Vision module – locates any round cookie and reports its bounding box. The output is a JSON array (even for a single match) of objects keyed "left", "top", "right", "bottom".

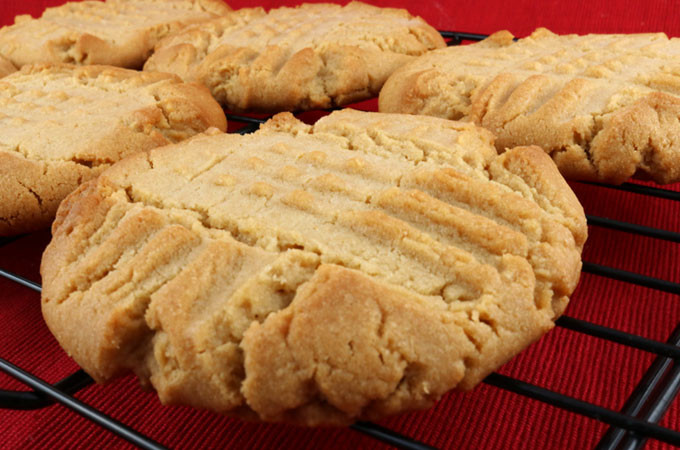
[
  {"left": 0, "top": 63, "right": 226, "bottom": 235},
  {"left": 144, "top": 2, "right": 445, "bottom": 112},
  {"left": 0, "top": 0, "right": 231, "bottom": 70},
  {"left": 41, "top": 109, "right": 586, "bottom": 425},
  {"left": 380, "top": 28, "right": 680, "bottom": 184}
]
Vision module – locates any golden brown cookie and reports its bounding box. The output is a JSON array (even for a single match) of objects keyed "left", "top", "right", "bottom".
[
  {"left": 41, "top": 109, "right": 586, "bottom": 425},
  {"left": 144, "top": 2, "right": 445, "bottom": 112},
  {"left": 0, "top": 63, "right": 226, "bottom": 235},
  {"left": 380, "top": 28, "right": 680, "bottom": 184},
  {"left": 0, "top": 0, "right": 231, "bottom": 69}
]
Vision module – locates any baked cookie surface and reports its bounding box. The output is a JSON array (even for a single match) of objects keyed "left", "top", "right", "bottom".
[
  {"left": 0, "top": 63, "right": 226, "bottom": 235},
  {"left": 41, "top": 109, "right": 586, "bottom": 425},
  {"left": 0, "top": 0, "right": 231, "bottom": 69},
  {"left": 380, "top": 28, "right": 680, "bottom": 184},
  {"left": 144, "top": 2, "right": 445, "bottom": 112}
]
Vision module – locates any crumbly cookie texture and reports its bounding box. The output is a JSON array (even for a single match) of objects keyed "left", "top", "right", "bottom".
[
  {"left": 42, "top": 109, "right": 586, "bottom": 425},
  {"left": 144, "top": 2, "right": 445, "bottom": 112},
  {"left": 380, "top": 28, "right": 680, "bottom": 184},
  {"left": 0, "top": 0, "right": 231, "bottom": 69},
  {"left": 0, "top": 63, "right": 226, "bottom": 235},
  {"left": 0, "top": 55, "right": 16, "bottom": 78}
]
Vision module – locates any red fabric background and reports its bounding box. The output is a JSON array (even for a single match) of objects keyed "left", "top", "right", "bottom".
[{"left": 1, "top": 1, "right": 680, "bottom": 449}]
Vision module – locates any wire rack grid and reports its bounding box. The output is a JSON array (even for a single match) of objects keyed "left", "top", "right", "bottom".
[{"left": 1, "top": 31, "right": 680, "bottom": 449}]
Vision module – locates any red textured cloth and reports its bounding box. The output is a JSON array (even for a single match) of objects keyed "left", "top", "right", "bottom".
[{"left": 1, "top": 1, "right": 680, "bottom": 449}]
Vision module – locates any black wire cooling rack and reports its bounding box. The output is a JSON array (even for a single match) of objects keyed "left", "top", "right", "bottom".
[{"left": 1, "top": 31, "right": 680, "bottom": 450}]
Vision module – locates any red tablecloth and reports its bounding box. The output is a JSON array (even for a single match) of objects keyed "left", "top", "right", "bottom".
[{"left": 1, "top": 1, "right": 679, "bottom": 449}]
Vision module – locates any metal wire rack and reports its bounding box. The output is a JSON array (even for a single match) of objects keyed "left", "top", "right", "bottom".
[{"left": 1, "top": 31, "right": 680, "bottom": 450}]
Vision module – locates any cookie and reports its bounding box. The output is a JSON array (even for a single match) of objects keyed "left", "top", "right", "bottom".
[
  {"left": 0, "top": 63, "right": 226, "bottom": 236},
  {"left": 380, "top": 28, "right": 680, "bottom": 184},
  {"left": 144, "top": 2, "right": 445, "bottom": 112},
  {"left": 0, "top": 0, "right": 231, "bottom": 70},
  {"left": 0, "top": 55, "right": 16, "bottom": 78},
  {"left": 41, "top": 109, "right": 586, "bottom": 425}
]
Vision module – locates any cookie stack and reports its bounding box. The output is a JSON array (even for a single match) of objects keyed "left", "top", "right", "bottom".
[{"left": 0, "top": 0, "right": 634, "bottom": 426}]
